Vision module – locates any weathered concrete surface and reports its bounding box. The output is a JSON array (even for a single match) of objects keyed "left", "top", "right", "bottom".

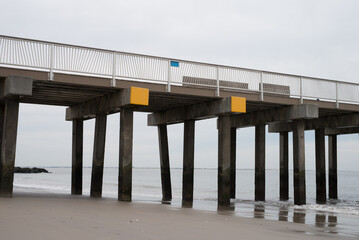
[
  {"left": 315, "top": 128, "right": 326, "bottom": 204},
  {"left": 66, "top": 87, "right": 148, "bottom": 120},
  {"left": 118, "top": 108, "right": 134, "bottom": 202},
  {"left": 292, "top": 120, "right": 306, "bottom": 205},
  {"left": 230, "top": 128, "right": 236, "bottom": 199},
  {"left": 269, "top": 113, "right": 359, "bottom": 132},
  {"left": 325, "top": 127, "right": 359, "bottom": 135},
  {"left": 231, "top": 104, "right": 318, "bottom": 128},
  {"left": 255, "top": 124, "right": 265, "bottom": 201},
  {"left": 71, "top": 119, "right": 83, "bottom": 195},
  {"left": 218, "top": 115, "right": 231, "bottom": 207},
  {"left": 328, "top": 135, "right": 338, "bottom": 199},
  {"left": 148, "top": 97, "right": 245, "bottom": 126},
  {"left": 279, "top": 132, "right": 289, "bottom": 201},
  {"left": 157, "top": 124, "right": 172, "bottom": 202},
  {"left": 0, "top": 99, "right": 20, "bottom": 197},
  {"left": 90, "top": 114, "right": 107, "bottom": 198},
  {"left": 182, "top": 120, "right": 195, "bottom": 206},
  {"left": 0, "top": 75, "right": 33, "bottom": 98}
]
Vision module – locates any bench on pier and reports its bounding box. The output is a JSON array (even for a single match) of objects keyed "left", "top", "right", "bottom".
[
  {"left": 260, "top": 83, "right": 290, "bottom": 95},
  {"left": 183, "top": 76, "right": 248, "bottom": 90}
]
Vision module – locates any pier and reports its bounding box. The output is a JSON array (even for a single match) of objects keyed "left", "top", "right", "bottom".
[{"left": 0, "top": 35, "right": 359, "bottom": 207}]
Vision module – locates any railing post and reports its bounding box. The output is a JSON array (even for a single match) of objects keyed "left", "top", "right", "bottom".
[
  {"left": 112, "top": 52, "right": 117, "bottom": 87},
  {"left": 216, "top": 66, "right": 220, "bottom": 97},
  {"left": 49, "top": 44, "right": 54, "bottom": 81},
  {"left": 260, "top": 72, "right": 264, "bottom": 101},
  {"left": 300, "top": 77, "right": 303, "bottom": 104},
  {"left": 167, "top": 60, "right": 171, "bottom": 92},
  {"left": 335, "top": 82, "right": 339, "bottom": 108}
]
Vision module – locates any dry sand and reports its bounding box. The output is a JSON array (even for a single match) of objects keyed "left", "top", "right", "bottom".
[{"left": 0, "top": 193, "right": 351, "bottom": 240}]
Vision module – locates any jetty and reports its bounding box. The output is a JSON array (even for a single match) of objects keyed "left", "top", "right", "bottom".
[{"left": 0, "top": 35, "right": 358, "bottom": 206}]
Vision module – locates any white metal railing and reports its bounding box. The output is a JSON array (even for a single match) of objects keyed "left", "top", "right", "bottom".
[{"left": 1, "top": 35, "right": 358, "bottom": 107}]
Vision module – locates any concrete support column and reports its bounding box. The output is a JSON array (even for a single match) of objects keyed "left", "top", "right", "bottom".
[
  {"left": 90, "top": 114, "right": 107, "bottom": 198},
  {"left": 158, "top": 124, "right": 172, "bottom": 202},
  {"left": 71, "top": 119, "right": 83, "bottom": 195},
  {"left": 230, "top": 128, "right": 237, "bottom": 199},
  {"left": 118, "top": 108, "right": 134, "bottom": 201},
  {"left": 279, "top": 131, "right": 289, "bottom": 201},
  {"left": 255, "top": 123, "right": 266, "bottom": 201},
  {"left": 328, "top": 135, "right": 338, "bottom": 199},
  {"left": 218, "top": 115, "right": 231, "bottom": 207},
  {"left": 292, "top": 120, "right": 306, "bottom": 205},
  {"left": 315, "top": 128, "right": 326, "bottom": 203},
  {"left": 0, "top": 99, "right": 20, "bottom": 197},
  {"left": 182, "top": 120, "right": 195, "bottom": 206}
]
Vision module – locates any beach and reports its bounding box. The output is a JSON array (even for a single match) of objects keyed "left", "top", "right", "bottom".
[{"left": 0, "top": 192, "right": 354, "bottom": 240}]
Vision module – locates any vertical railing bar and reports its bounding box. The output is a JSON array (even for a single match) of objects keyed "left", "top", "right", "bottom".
[
  {"left": 336, "top": 82, "right": 339, "bottom": 108},
  {"left": 49, "top": 44, "right": 54, "bottom": 80},
  {"left": 260, "top": 71, "right": 264, "bottom": 101},
  {"left": 112, "top": 52, "right": 116, "bottom": 87},
  {"left": 300, "top": 77, "right": 303, "bottom": 104},
  {"left": 167, "top": 60, "right": 171, "bottom": 92},
  {"left": 216, "top": 66, "right": 220, "bottom": 97}
]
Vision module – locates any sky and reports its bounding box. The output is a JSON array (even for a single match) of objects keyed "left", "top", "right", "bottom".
[{"left": 1, "top": 0, "right": 359, "bottom": 170}]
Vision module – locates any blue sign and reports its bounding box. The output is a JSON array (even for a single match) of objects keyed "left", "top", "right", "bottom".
[{"left": 170, "top": 61, "right": 179, "bottom": 67}]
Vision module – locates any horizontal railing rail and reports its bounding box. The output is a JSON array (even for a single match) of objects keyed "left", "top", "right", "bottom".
[{"left": 0, "top": 35, "right": 358, "bottom": 107}]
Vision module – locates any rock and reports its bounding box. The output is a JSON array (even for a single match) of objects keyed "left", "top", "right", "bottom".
[{"left": 14, "top": 167, "right": 49, "bottom": 173}]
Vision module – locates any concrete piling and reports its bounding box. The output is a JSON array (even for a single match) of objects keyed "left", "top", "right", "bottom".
[
  {"left": 218, "top": 115, "right": 231, "bottom": 207},
  {"left": 158, "top": 124, "right": 172, "bottom": 202},
  {"left": 279, "top": 131, "right": 289, "bottom": 201},
  {"left": 292, "top": 120, "right": 306, "bottom": 205},
  {"left": 90, "top": 114, "right": 107, "bottom": 198},
  {"left": 118, "top": 108, "right": 134, "bottom": 201},
  {"left": 230, "top": 128, "right": 237, "bottom": 199},
  {"left": 71, "top": 119, "right": 83, "bottom": 195},
  {"left": 255, "top": 123, "right": 266, "bottom": 201},
  {"left": 0, "top": 100, "right": 20, "bottom": 197},
  {"left": 328, "top": 135, "right": 338, "bottom": 199},
  {"left": 182, "top": 120, "right": 195, "bottom": 206},
  {"left": 315, "top": 128, "right": 326, "bottom": 203}
]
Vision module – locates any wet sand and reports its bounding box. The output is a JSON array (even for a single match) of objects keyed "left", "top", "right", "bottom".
[{"left": 0, "top": 193, "right": 354, "bottom": 240}]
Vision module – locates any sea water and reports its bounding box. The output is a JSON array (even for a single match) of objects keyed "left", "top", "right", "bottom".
[{"left": 13, "top": 168, "right": 359, "bottom": 237}]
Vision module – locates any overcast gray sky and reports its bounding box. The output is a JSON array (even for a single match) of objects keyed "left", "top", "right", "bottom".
[{"left": 1, "top": 0, "right": 359, "bottom": 170}]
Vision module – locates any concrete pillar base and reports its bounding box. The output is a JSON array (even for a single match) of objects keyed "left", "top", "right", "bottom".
[
  {"left": 158, "top": 124, "right": 172, "bottom": 202},
  {"left": 182, "top": 120, "right": 195, "bottom": 206},
  {"left": 71, "top": 119, "right": 83, "bottom": 195}
]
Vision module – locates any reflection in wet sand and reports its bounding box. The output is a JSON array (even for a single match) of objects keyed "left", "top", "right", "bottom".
[
  {"left": 293, "top": 210, "right": 306, "bottom": 224},
  {"left": 253, "top": 204, "right": 265, "bottom": 218},
  {"left": 278, "top": 206, "right": 288, "bottom": 222},
  {"left": 315, "top": 214, "right": 326, "bottom": 227}
]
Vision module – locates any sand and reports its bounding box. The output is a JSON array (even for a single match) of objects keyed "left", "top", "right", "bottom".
[{"left": 0, "top": 193, "right": 351, "bottom": 240}]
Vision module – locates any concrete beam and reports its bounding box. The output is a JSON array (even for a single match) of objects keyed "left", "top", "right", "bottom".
[
  {"left": 71, "top": 119, "right": 83, "bottom": 195},
  {"left": 231, "top": 104, "right": 318, "bottom": 128},
  {"left": 66, "top": 87, "right": 149, "bottom": 120},
  {"left": 0, "top": 75, "right": 33, "bottom": 98},
  {"left": 325, "top": 127, "right": 359, "bottom": 135},
  {"left": 268, "top": 113, "right": 359, "bottom": 132},
  {"left": 148, "top": 96, "right": 246, "bottom": 126}
]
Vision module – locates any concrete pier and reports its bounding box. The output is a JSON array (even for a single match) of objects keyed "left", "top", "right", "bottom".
[
  {"left": 118, "top": 108, "right": 134, "bottom": 201},
  {"left": 0, "top": 99, "right": 20, "bottom": 197},
  {"left": 230, "top": 128, "right": 237, "bottom": 199},
  {"left": 328, "top": 135, "right": 338, "bottom": 199},
  {"left": 279, "top": 131, "right": 289, "bottom": 201},
  {"left": 255, "top": 123, "right": 266, "bottom": 201},
  {"left": 158, "top": 124, "right": 172, "bottom": 202},
  {"left": 182, "top": 120, "right": 195, "bottom": 206},
  {"left": 218, "top": 115, "right": 231, "bottom": 207},
  {"left": 292, "top": 120, "right": 306, "bottom": 205},
  {"left": 315, "top": 128, "right": 326, "bottom": 203},
  {"left": 71, "top": 119, "right": 83, "bottom": 195},
  {"left": 90, "top": 114, "right": 107, "bottom": 198}
]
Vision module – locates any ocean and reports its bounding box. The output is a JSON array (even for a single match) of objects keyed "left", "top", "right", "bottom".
[{"left": 14, "top": 168, "right": 359, "bottom": 237}]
